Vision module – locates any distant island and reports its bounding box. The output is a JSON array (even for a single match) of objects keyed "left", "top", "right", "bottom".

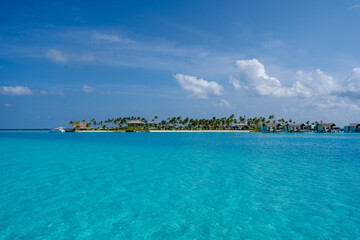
[{"left": 67, "top": 115, "right": 360, "bottom": 133}]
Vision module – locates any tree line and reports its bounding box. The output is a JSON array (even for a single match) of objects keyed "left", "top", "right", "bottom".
[{"left": 69, "top": 115, "right": 324, "bottom": 130}]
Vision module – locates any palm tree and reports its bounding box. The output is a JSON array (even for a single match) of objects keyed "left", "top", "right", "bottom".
[
  {"left": 90, "top": 118, "right": 95, "bottom": 129},
  {"left": 177, "top": 116, "right": 182, "bottom": 126},
  {"left": 183, "top": 117, "right": 189, "bottom": 127},
  {"left": 170, "top": 117, "right": 177, "bottom": 128},
  {"left": 161, "top": 119, "right": 169, "bottom": 129},
  {"left": 74, "top": 121, "right": 80, "bottom": 129},
  {"left": 228, "top": 114, "right": 235, "bottom": 128},
  {"left": 98, "top": 121, "right": 103, "bottom": 129},
  {"left": 69, "top": 121, "right": 74, "bottom": 128},
  {"left": 66, "top": 114, "right": 313, "bottom": 132},
  {"left": 247, "top": 117, "right": 252, "bottom": 125},
  {"left": 122, "top": 118, "right": 127, "bottom": 125},
  {"left": 239, "top": 116, "right": 245, "bottom": 124}
]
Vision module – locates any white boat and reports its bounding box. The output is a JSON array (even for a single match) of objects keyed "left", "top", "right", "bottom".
[{"left": 50, "top": 127, "right": 66, "bottom": 133}]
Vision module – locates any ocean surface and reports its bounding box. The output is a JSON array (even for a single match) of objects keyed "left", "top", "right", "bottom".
[{"left": 0, "top": 132, "right": 359, "bottom": 239}]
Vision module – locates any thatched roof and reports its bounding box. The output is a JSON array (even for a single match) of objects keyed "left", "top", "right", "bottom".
[
  {"left": 349, "top": 123, "right": 360, "bottom": 127},
  {"left": 146, "top": 121, "right": 157, "bottom": 124},
  {"left": 127, "top": 120, "right": 145, "bottom": 125},
  {"left": 73, "top": 122, "right": 88, "bottom": 129}
]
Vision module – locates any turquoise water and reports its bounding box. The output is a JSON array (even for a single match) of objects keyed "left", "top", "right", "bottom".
[{"left": 0, "top": 132, "right": 360, "bottom": 239}]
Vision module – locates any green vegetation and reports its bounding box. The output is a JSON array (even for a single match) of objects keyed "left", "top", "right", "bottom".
[{"left": 69, "top": 115, "right": 319, "bottom": 131}]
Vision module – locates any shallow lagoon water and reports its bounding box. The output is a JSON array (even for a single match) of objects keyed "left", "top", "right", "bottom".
[{"left": 0, "top": 132, "right": 359, "bottom": 239}]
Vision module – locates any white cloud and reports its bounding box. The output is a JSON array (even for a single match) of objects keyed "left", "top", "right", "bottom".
[
  {"left": 293, "top": 69, "right": 340, "bottom": 98},
  {"left": 313, "top": 96, "right": 360, "bottom": 111},
  {"left": 46, "top": 49, "right": 67, "bottom": 63},
  {"left": 11, "top": 29, "right": 236, "bottom": 75},
  {"left": 229, "top": 76, "right": 241, "bottom": 90},
  {"left": 0, "top": 86, "right": 64, "bottom": 96},
  {"left": 231, "top": 59, "right": 360, "bottom": 111},
  {"left": 217, "top": 99, "right": 231, "bottom": 108},
  {"left": 0, "top": 86, "right": 33, "bottom": 95},
  {"left": 46, "top": 49, "right": 95, "bottom": 63},
  {"left": 0, "top": 85, "right": 65, "bottom": 96},
  {"left": 174, "top": 74, "right": 223, "bottom": 99},
  {"left": 4, "top": 103, "right": 13, "bottom": 107},
  {"left": 232, "top": 59, "right": 341, "bottom": 98},
  {"left": 82, "top": 85, "right": 96, "bottom": 93},
  {"left": 339, "top": 67, "right": 360, "bottom": 100},
  {"left": 350, "top": 5, "right": 360, "bottom": 9},
  {"left": 233, "top": 59, "right": 293, "bottom": 97},
  {"left": 94, "top": 33, "right": 132, "bottom": 43}
]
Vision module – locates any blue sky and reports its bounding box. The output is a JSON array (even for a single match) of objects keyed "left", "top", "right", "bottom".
[{"left": 1, "top": 0, "right": 360, "bottom": 128}]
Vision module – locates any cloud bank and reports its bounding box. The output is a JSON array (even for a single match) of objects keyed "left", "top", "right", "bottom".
[
  {"left": 174, "top": 74, "right": 223, "bottom": 99},
  {"left": 215, "top": 99, "right": 231, "bottom": 108},
  {"left": 350, "top": 5, "right": 360, "bottom": 9},
  {"left": 0, "top": 86, "right": 64, "bottom": 96},
  {"left": 46, "top": 49, "right": 68, "bottom": 63},
  {"left": 46, "top": 49, "right": 95, "bottom": 63},
  {"left": 230, "top": 59, "right": 360, "bottom": 111},
  {"left": 0, "top": 86, "right": 33, "bottom": 95},
  {"left": 94, "top": 33, "right": 132, "bottom": 43},
  {"left": 82, "top": 85, "right": 96, "bottom": 93},
  {"left": 231, "top": 59, "right": 293, "bottom": 97}
]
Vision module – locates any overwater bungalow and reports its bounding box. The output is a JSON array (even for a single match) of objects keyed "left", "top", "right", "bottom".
[
  {"left": 314, "top": 123, "right": 336, "bottom": 132},
  {"left": 284, "top": 123, "right": 306, "bottom": 132},
  {"left": 344, "top": 123, "right": 360, "bottom": 132},
  {"left": 261, "top": 123, "right": 282, "bottom": 132},
  {"left": 127, "top": 120, "right": 146, "bottom": 127},
  {"left": 72, "top": 122, "right": 88, "bottom": 130}
]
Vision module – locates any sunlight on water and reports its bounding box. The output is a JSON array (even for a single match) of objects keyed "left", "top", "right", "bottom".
[{"left": 0, "top": 132, "right": 359, "bottom": 239}]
